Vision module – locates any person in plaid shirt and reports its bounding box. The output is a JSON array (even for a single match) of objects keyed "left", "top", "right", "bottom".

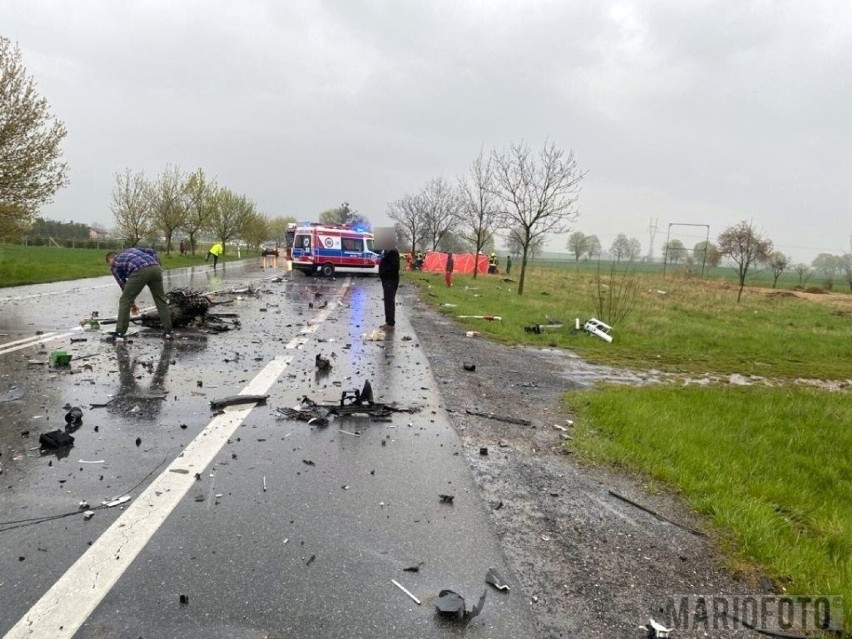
[{"left": 105, "top": 248, "right": 174, "bottom": 341}]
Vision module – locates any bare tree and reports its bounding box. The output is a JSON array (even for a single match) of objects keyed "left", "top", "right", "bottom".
[
  {"left": 506, "top": 226, "right": 545, "bottom": 261},
  {"left": 421, "top": 177, "right": 460, "bottom": 251},
  {"left": 584, "top": 235, "right": 601, "bottom": 260},
  {"left": 567, "top": 231, "right": 587, "bottom": 262},
  {"left": 111, "top": 168, "right": 152, "bottom": 247},
  {"left": 792, "top": 263, "right": 813, "bottom": 288},
  {"left": 610, "top": 234, "right": 632, "bottom": 262},
  {"left": 318, "top": 201, "right": 370, "bottom": 229},
  {"left": 148, "top": 165, "right": 187, "bottom": 255},
  {"left": 182, "top": 168, "right": 216, "bottom": 255},
  {"left": 0, "top": 37, "right": 68, "bottom": 239},
  {"left": 593, "top": 260, "right": 641, "bottom": 326},
  {"left": 842, "top": 253, "right": 852, "bottom": 292},
  {"left": 490, "top": 140, "right": 584, "bottom": 294},
  {"left": 386, "top": 192, "right": 426, "bottom": 253},
  {"left": 767, "top": 251, "right": 791, "bottom": 288},
  {"left": 458, "top": 149, "right": 499, "bottom": 278},
  {"left": 718, "top": 220, "right": 773, "bottom": 302},
  {"left": 627, "top": 237, "right": 642, "bottom": 261}
]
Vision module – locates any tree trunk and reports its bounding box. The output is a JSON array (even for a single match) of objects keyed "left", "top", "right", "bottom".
[{"left": 518, "top": 245, "right": 530, "bottom": 295}]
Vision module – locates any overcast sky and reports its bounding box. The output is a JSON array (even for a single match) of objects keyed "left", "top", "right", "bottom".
[{"left": 3, "top": 0, "right": 850, "bottom": 261}]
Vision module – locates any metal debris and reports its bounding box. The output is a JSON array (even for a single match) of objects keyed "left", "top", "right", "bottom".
[
  {"left": 465, "top": 409, "right": 531, "bottom": 426},
  {"left": 209, "top": 394, "right": 270, "bottom": 409},
  {"left": 434, "top": 589, "right": 486, "bottom": 623}
]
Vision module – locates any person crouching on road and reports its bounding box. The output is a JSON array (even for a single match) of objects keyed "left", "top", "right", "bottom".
[
  {"left": 445, "top": 252, "right": 454, "bottom": 287},
  {"left": 379, "top": 246, "right": 400, "bottom": 331},
  {"left": 206, "top": 241, "right": 223, "bottom": 268},
  {"left": 106, "top": 248, "right": 173, "bottom": 341}
]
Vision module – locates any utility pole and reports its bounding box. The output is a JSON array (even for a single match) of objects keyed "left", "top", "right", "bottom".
[{"left": 647, "top": 217, "right": 658, "bottom": 261}]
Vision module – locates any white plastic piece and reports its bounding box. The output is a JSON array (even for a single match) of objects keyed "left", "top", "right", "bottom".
[
  {"left": 583, "top": 318, "right": 613, "bottom": 342},
  {"left": 391, "top": 579, "right": 421, "bottom": 605},
  {"left": 649, "top": 618, "right": 673, "bottom": 638},
  {"left": 102, "top": 495, "right": 131, "bottom": 508}
]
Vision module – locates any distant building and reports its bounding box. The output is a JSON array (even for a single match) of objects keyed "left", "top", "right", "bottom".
[{"left": 88, "top": 225, "right": 109, "bottom": 240}]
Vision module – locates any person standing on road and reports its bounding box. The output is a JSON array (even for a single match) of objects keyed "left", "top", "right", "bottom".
[
  {"left": 506, "top": 254, "right": 512, "bottom": 275},
  {"left": 445, "top": 252, "right": 454, "bottom": 287},
  {"left": 379, "top": 246, "right": 400, "bottom": 331},
  {"left": 105, "top": 248, "right": 173, "bottom": 341},
  {"left": 206, "top": 241, "right": 223, "bottom": 269}
]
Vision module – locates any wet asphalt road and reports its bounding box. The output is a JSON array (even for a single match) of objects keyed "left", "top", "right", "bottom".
[{"left": 0, "top": 261, "right": 532, "bottom": 638}]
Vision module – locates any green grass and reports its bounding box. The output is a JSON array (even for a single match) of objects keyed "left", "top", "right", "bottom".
[
  {"left": 567, "top": 386, "right": 852, "bottom": 625},
  {"left": 410, "top": 264, "right": 852, "bottom": 629},
  {"left": 0, "top": 245, "right": 253, "bottom": 287},
  {"left": 406, "top": 266, "right": 852, "bottom": 380}
]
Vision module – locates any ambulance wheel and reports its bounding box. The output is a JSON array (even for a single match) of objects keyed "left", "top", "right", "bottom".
[{"left": 321, "top": 263, "right": 335, "bottom": 277}]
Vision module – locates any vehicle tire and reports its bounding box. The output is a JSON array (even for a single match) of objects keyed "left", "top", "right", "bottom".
[{"left": 321, "top": 263, "right": 334, "bottom": 277}]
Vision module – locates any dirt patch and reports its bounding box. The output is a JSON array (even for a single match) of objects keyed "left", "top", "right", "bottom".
[
  {"left": 765, "top": 290, "right": 798, "bottom": 298},
  {"left": 404, "top": 286, "right": 768, "bottom": 638}
]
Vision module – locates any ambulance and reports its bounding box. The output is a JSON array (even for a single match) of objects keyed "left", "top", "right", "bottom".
[{"left": 291, "top": 223, "right": 381, "bottom": 276}]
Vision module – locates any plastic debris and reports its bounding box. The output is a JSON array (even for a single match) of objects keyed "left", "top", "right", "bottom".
[
  {"left": 39, "top": 430, "right": 75, "bottom": 449},
  {"left": 462, "top": 363, "right": 476, "bottom": 372},
  {"left": 464, "top": 331, "right": 480, "bottom": 337},
  {"left": 439, "top": 494, "right": 455, "bottom": 504},
  {"left": 583, "top": 318, "right": 613, "bottom": 342},
  {"left": 647, "top": 618, "right": 673, "bottom": 638},
  {"left": 83, "top": 511, "right": 95, "bottom": 521},
  {"left": 485, "top": 568, "right": 510, "bottom": 591},
  {"left": 434, "top": 589, "right": 486, "bottom": 622},
  {"left": 65, "top": 407, "right": 83, "bottom": 424},
  {"left": 315, "top": 353, "right": 332, "bottom": 371},
  {"left": 103, "top": 495, "right": 131, "bottom": 508},
  {"left": 391, "top": 579, "right": 421, "bottom": 605}
]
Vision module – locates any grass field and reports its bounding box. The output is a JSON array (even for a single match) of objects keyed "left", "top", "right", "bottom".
[
  {"left": 567, "top": 385, "right": 852, "bottom": 627},
  {"left": 407, "top": 266, "right": 852, "bottom": 380},
  {"left": 408, "top": 264, "right": 852, "bottom": 629},
  {"left": 0, "top": 245, "right": 253, "bottom": 287}
]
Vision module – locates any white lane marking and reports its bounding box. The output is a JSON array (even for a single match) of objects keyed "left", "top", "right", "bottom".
[
  {"left": 0, "top": 333, "right": 60, "bottom": 349},
  {"left": 0, "top": 283, "right": 114, "bottom": 303},
  {"left": 4, "top": 356, "right": 292, "bottom": 639},
  {"left": 0, "top": 332, "right": 79, "bottom": 357}
]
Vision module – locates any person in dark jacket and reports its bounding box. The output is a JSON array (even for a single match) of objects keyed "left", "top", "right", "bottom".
[
  {"left": 445, "top": 252, "right": 454, "bottom": 287},
  {"left": 378, "top": 247, "right": 400, "bottom": 331},
  {"left": 106, "top": 248, "right": 173, "bottom": 341}
]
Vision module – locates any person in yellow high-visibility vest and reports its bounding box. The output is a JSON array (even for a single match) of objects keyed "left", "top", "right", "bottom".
[{"left": 206, "top": 242, "right": 223, "bottom": 269}]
